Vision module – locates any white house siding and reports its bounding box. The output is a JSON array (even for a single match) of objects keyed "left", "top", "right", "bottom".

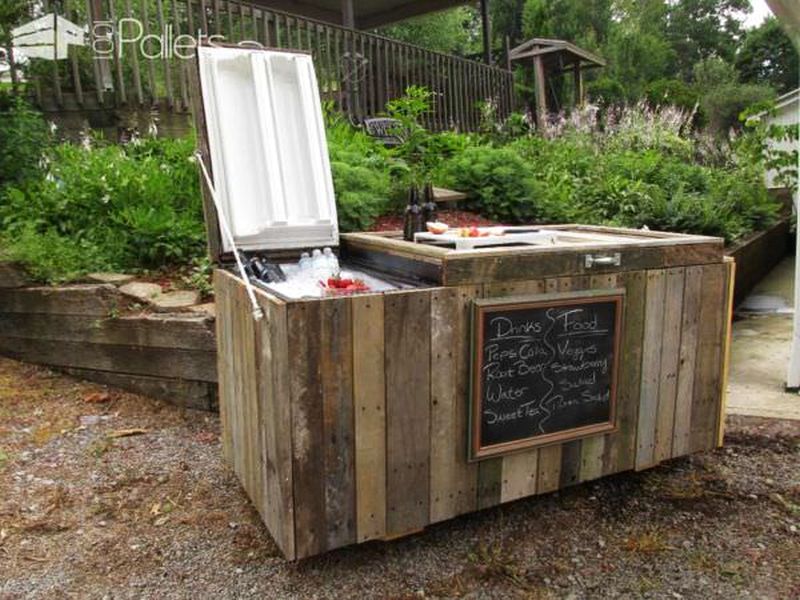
[{"left": 764, "top": 88, "right": 799, "bottom": 189}]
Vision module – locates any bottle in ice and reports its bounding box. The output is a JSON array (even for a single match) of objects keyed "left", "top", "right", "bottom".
[
  {"left": 311, "top": 249, "right": 329, "bottom": 279},
  {"left": 323, "top": 247, "right": 339, "bottom": 276}
]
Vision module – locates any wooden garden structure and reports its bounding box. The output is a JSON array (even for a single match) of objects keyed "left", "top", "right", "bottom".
[{"left": 509, "top": 37, "right": 605, "bottom": 123}]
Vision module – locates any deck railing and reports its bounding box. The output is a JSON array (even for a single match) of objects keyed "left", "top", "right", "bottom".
[{"left": 17, "top": 0, "right": 516, "bottom": 132}]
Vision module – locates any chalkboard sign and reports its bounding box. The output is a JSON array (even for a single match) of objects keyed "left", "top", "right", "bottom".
[{"left": 470, "top": 290, "right": 624, "bottom": 460}]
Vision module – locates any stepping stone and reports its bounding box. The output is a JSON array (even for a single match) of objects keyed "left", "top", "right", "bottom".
[
  {"left": 87, "top": 272, "right": 135, "bottom": 286},
  {"left": 188, "top": 302, "right": 216, "bottom": 318},
  {"left": 151, "top": 290, "right": 201, "bottom": 312},
  {"left": 119, "top": 281, "right": 163, "bottom": 303}
]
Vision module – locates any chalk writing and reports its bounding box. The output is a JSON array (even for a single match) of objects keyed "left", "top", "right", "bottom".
[{"left": 473, "top": 295, "right": 621, "bottom": 452}]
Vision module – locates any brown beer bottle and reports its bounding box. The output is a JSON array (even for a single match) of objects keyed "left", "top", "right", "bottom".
[
  {"left": 403, "top": 185, "right": 423, "bottom": 242},
  {"left": 422, "top": 182, "right": 438, "bottom": 225}
]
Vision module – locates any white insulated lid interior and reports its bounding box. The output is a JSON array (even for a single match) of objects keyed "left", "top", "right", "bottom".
[{"left": 198, "top": 46, "right": 338, "bottom": 252}]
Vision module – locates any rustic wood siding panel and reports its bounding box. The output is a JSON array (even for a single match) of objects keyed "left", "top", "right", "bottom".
[
  {"left": 579, "top": 273, "right": 620, "bottom": 483},
  {"left": 430, "top": 286, "right": 480, "bottom": 522},
  {"left": 717, "top": 259, "right": 736, "bottom": 447},
  {"left": 690, "top": 263, "right": 726, "bottom": 453},
  {"left": 653, "top": 268, "right": 685, "bottom": 463},
  {"left": 635, "top": 270, "right": 666, "bottom": 470},
  {"left": 320, "top": 298, "right": 356, "bottom": 549},
  {"left": 385, "top": 290, "right": 432, "bottom": 537},
  {"left": 215, "top": 271, "right": 235, "bottom": 461},
  {"left": 672, "top": 266, "right": 703, "bottom": 457},
  {"left": 255, "top": 292, "right": 295, "bottom": 559},
  {"left": 352, "top": 294, "right": 387, "bottom": 542},
  {"left": 603, "top": 270, "right": 646, "bottom": 475},
  {"left": 288, "top": 301, "right": 326, "bottom": 558}
]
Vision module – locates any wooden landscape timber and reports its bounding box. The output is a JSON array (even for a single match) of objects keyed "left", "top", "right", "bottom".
[
  {"left": 215, "top": 225, "right": 734, "bottom": 560},
  {"left": 0, "top": 282, "right": 218, "bottom": 410}
]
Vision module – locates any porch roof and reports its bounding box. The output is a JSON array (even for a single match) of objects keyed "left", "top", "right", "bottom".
[{"left": 253, "top": 0, "right": 470, "bottom": 29}]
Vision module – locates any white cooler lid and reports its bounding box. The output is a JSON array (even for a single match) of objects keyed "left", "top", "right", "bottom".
[{"left": 197, "top": 46, "right": 339, "bottom": 253}]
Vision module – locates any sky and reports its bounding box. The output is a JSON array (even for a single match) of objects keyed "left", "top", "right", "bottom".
[{"left": 744, "top": 0, "right": 773, "bottom": 28}]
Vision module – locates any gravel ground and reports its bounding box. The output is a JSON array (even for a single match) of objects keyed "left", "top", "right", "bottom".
[{"left": 0, "top": 357, "right": 798, "bottom": 600}]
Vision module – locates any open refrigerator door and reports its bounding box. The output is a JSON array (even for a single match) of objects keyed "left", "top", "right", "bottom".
[{"left": 196, "top": 45, "right": 405, "bottom": 300}]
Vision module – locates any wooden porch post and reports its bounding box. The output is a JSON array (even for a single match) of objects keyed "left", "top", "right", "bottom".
[
  {"left": 533, "top": 55, "right": 547, "bottom": 126},
  {"left": 573, "top": 63, "right": 583, "bottom": 106},
  {"left": 480, "top": 0, "right": 491, "bottom": 65},
  {"left": 341, "top": 0, "right": 355, "bottom": 28}
]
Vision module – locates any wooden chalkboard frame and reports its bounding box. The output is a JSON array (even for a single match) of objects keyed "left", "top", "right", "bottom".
[{"left": 469, "top": 289, "right": 625, "bottom": 461}]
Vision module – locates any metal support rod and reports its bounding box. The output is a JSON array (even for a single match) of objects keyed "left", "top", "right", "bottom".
[{"left": 195, "top": 152, "right": 264, "bottom": 322}]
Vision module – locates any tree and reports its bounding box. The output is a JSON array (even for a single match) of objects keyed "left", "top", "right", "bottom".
[
  {"left": 603, "top": 29, "right": 675, "bottom": 100},
  {"left": 736, "top": 17, "right": 800, "bottom": 94},
  {"left": 665, "top": 0, "right": 752, "bottom": 79},
  {"left": 692, "top": 57, "right": 775, "bottom": 134},
  {"left": 521, "top": 0, "right": 612, "bottom": 51},
  {"left": 0, "top": 0, "right": 30, "bottom": 89},
  {"left": 376, "top": 7, "right": 479, "bottom": 55}
]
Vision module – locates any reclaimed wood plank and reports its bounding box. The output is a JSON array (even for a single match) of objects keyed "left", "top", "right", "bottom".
[
  {"left": 0, "top": 262, "right": 32, "bottom": 289},
  {"left": 430, "top": 286, "right": 481, "bottom": 522},
  {"left": 238, "top": 281, "right": 261, "bottom": 517},
  {"left": 635, "top": 269, "right": 666, "bottom": 470},
  {"left": 537, "top": 444, "right": 562, "bottom": 493},
  {"left": 228, "top": 280, "right": 245, "bottom": 485},
  {"left": 0, "top": 336, "right": 217, "bottom": 382},
  {"left": 717, "top": 259, "right": 736, "bottom": 447},
  {"left": 579, "top": 273, "right": 619, "bottom": 482},
  {"left": 385, "top": 290, "right": 431, "bottom": 536},
  {"left": 255, "top": 291, "right": 295, "bottom": 559},
  {"left": 603, "top": 269, "right": 646, "bottom": 475},
  {"left": 559, "top": 440, "right": 582, "bottom": 488},
  {"left": 477, "top": 460, "right": 503, "bottom": 509},
  {"left": 320, "top": 297, "right": 356, "bottom": 550},
  {"left": 442, "top": 241, "right": 722, "bottom": 286},
  {"left": 0, "top": 313, "right": 215, "bottom": 351},
  {"left": 214, "top": 271, "right": 235, "bottom": 462},
  {"left": 0, "top": 285, "right": 129, "bottom": 316},
  {"left": 288, "top": 300, "right": 326, "bottom": 558},
  {"left": 352, "top": 294, "right": 386, "bottom": 542},
  {"left": 59, "top": 366, "right": 215, "bottom": 410},
  {"left": 653, "top": 268, "right": 685, "bottom": 463},
  {"left": 500, "top": 449, "right": 539, "bottom": 503},
  {"left": 672, "top": 266, "right": 702, "bottom": 457},
  {"left": 690, "top": 263, "right": 726, "bottom": 453}
]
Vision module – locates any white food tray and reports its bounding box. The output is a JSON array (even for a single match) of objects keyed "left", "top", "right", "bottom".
[{"left": 413, "top": 230, "right": 557, "bottom": 250}]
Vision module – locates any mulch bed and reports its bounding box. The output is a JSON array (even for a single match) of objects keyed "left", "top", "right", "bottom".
[{"left": 369, "top": 210, "right": 498, "bottom": 232}]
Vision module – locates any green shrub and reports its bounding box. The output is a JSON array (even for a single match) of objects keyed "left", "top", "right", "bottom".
[
  {"left": 326, "top": 110, "right": 395, "bottom": 231},
  {"left": 0, "top": 135, "right": 206, "bottom": 280},
  {"left": 441, "top": 146, "right": 540, "bottom": 222},
  {"left": 0, "top": 96, "right": 51, "bottom": 186}
]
